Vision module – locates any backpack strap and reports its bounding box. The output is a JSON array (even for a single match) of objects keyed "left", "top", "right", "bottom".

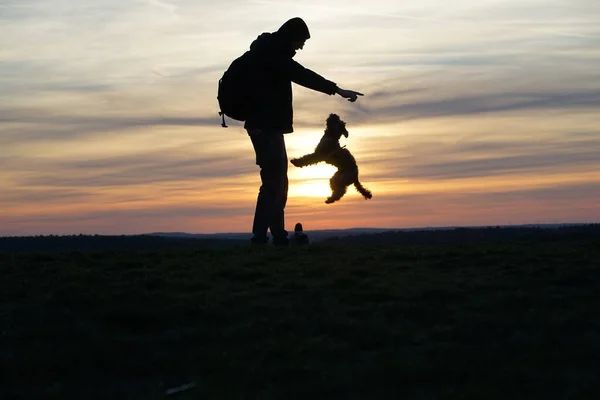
[{"left": 218, "top": 111, "right": 228, "bottom": 128}]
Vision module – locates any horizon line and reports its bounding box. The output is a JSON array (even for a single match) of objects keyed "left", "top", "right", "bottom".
[{"left": 2, "top": 221, "right": 598, "bottom": 238}]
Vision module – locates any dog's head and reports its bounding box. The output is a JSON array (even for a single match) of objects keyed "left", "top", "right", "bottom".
[{"left": 325, "top": 113, "right": 348, "bottom": 139}]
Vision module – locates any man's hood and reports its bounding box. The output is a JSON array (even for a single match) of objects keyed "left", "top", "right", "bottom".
[
  {"left": 249, "top": 18, "right": 310, "bottom": 57},
  {"left": 276, "top": 17, "right": 310, "bottom": 42}
]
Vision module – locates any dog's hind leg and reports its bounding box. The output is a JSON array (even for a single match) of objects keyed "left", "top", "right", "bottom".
[
  {"left": 325, "top": 187, "right": 347, "bottom": 204},
  {"left": 325, "top": 171, "right": 348, "bottom": 204}
]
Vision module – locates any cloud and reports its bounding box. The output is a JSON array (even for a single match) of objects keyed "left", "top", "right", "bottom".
[
  {"left": 249, "top": 0, "right": 432, "bottom": 22},
  {"left": 0, "top": 113, "right": 219, "bottom": 129},
  {"left": 146, "top": 0, "right": 179, "bottom": 19},
  {"left": 279, "top": 180, "right": 600, "bottom": 233},
  {"left": 4, "top": 150, "right": 256, "bottom": 188},
  {"left": 0, "top": 188, "right": 94, "bottom": 205},
  {"left": 339, "top": 90, "right": 600, "bottom": 125},
  {"left": 396, "top": 149, "right": 600, "bottom": 180},
  {"left": 2, "top": 203, "right": 252, "bottom": 225},
  {"left": 0, "top": 110, "right": 222, "bottom": 145},
  {"left": 355, "top": 129, "right": 600, "bottom": 182}
]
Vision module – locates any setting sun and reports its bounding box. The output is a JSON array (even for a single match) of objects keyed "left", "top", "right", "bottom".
[
  {"left": 290, "top": 179, "right": 333, "bottom": 198},
  {"left": 289, "top": 163, "right": 337, "bottom": 198}
]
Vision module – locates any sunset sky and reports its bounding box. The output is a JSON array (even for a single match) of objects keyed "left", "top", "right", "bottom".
[{"left": 1, "top": 0, "right": 599, "bottom": 236}]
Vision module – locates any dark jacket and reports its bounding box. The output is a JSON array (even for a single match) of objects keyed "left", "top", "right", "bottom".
[{"left": 243, "top": 32, "right": 338, "bottom": 133}]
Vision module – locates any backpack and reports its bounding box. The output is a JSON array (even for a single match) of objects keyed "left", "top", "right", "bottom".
[{"left": 217, "top": 52, "right": 254, "bottom": 128}]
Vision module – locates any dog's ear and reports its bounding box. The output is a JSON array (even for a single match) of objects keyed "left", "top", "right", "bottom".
[{"left": 338, "top": 117, "right": 349, "bottom": 137}]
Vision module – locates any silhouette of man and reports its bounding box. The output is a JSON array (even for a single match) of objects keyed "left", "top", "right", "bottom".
[{"left": 245, "top": 17, "right": 363, "bottom": 246}]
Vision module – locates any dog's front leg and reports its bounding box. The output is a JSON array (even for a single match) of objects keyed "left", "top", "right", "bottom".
[{"left": 291, "top": 152, "right": 324, "bottom": 167}]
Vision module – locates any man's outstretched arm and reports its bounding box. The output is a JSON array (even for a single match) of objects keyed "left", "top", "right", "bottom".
[{"left": 285, "top": 59, "right": 364, "bottom": 102}]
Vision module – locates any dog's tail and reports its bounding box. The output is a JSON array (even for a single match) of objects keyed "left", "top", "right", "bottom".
[{"left": 354, "top": 181, "right": 372, "bottom": 200}]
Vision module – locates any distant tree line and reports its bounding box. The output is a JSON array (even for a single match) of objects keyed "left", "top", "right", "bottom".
[
  {"left": 1, "top": 224, "right": 598, "bottom": 252},
  {"left": 322, "top": 224, "right": 600, "bottom": 246}
]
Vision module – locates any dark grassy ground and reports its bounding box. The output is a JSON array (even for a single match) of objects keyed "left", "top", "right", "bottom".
[{"left": 2, "top": 238, "right": 600, "bottom": 399}]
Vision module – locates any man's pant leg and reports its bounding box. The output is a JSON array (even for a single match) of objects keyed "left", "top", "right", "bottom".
[
  {"left": 268, "top": 136, "right": 288, "bottom": 244},
  {"left": 248, "top": 129, "right": 289, "bottom": 243}
]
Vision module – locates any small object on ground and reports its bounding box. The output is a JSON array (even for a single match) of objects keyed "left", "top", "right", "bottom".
[
  {"left": 166, "top": 382, "right": 196, "bottom": 395},
  {"left": 291, "top": 222, "right": 309, "bottom": 245}
]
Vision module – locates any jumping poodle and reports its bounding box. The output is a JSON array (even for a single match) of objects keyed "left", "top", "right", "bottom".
[{"left": 291, "top": 113, "right": 372, "bottom": 204}]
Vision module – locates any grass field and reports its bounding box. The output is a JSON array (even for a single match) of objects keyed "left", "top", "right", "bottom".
[{"left": 2, "top": 238, "right": 600, "bottom": 399}]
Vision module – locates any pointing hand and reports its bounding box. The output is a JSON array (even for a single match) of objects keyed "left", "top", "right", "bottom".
[{"left": 336, "top": 88, "right": 364, "bottom": 102}]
